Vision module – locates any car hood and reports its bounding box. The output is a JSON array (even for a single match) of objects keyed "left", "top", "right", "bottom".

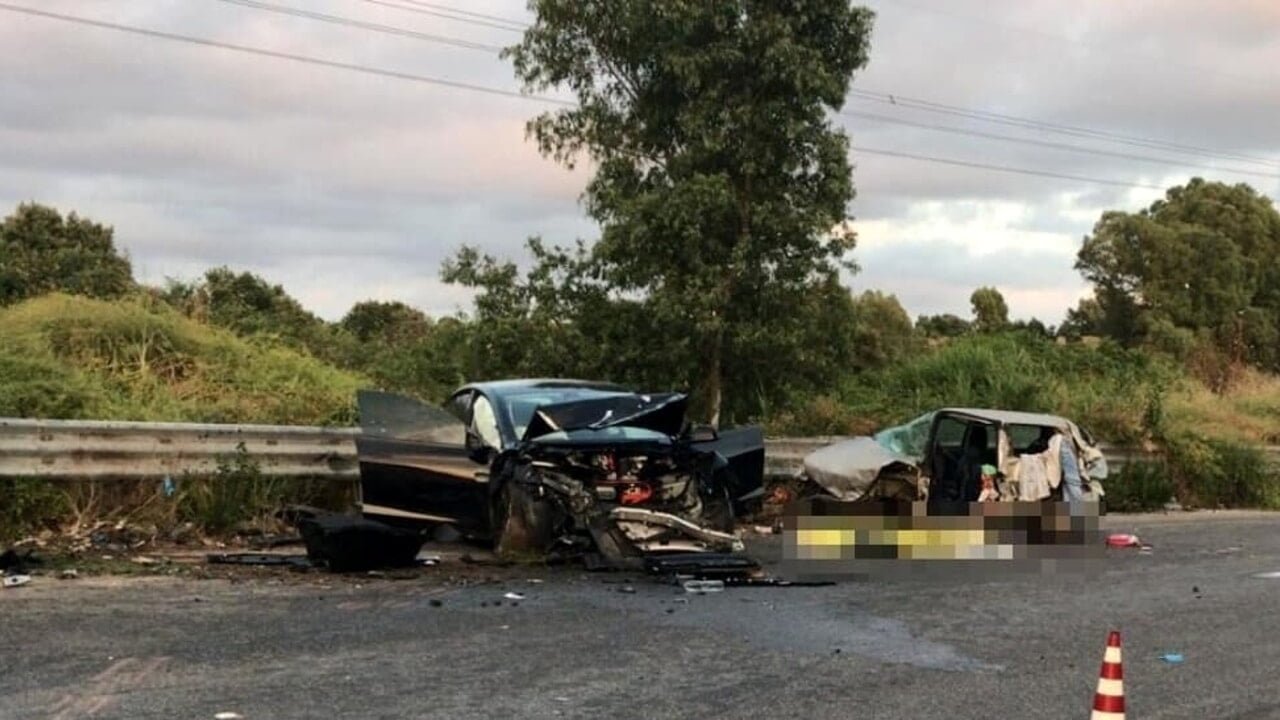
[{"left": 521, "top": 392, "right": 688, "bottom": 442}]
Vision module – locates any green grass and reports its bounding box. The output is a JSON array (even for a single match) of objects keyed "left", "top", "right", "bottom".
[{"left": 0, "top": 293, "right": 365, "bottom": 425}]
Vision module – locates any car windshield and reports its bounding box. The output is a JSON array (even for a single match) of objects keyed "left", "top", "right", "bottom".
[
  {"left": 503, "top": 388, "right": 634, "bottom": 440},
  {"left": 873, "top": 411, "right": 934, "bottom": 459}
]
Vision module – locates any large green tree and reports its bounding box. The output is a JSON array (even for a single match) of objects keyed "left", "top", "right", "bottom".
[
  {"left": 0, "top": 203, "right": 134, "bottom": 305},
  {"left": 489, "top": 0, "right": 875, "bottom": 424},
  {"left": 969, "top": 286, "right": 1009, "bottom": 333},
  {"left": 1076, "top": 178, "right": 1280, "bottom": 371}
]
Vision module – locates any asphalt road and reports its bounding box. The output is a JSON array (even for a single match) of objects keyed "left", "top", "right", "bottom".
[{"left": 3, "top": 511, "right": 1280, "bottom": 720}]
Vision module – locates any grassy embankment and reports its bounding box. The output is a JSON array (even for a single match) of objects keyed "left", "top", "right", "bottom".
[
  {"left": 2, "top": 295, "right": 1278, "bottom": 540},
  {"left": 0, "top": 293, "right": 364, "bottom": 540}
]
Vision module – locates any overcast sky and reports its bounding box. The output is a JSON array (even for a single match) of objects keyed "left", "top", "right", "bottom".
[{"left": 2, "top": 0, "right": 1277, "bottom": 325}]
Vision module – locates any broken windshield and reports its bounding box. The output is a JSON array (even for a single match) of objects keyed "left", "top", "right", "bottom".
[{"left": 873, "top": 411, "right": 934, "bottom": 460}]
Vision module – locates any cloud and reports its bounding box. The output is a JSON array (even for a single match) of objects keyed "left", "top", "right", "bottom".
[{"left": 0, "top": 0, "right": 1276, "bottom": 323}]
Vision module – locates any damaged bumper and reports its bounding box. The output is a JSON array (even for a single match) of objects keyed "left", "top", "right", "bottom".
[{"left": 610, "top": 507, "right": 745, "bottom": 554}]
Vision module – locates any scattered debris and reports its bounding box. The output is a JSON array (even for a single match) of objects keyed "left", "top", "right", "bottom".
[
  {"left": 248, "top": 534, "right": 303, "bottom": 550},
  {"left": 131, "top": 556, "right": 160, "bottom": 566},
  {"left": 0, "top": 547, "right": 42, "bottom": 573},
  {"left": 206, "top": 553, "right": 312, "bottom": 569},
  {"left": 59, "top": 569, "right": 79, "bottom": 580},
  {"left": 683, "top": 579, "right": 725, "bottom": 593},
  {"left": 295, "top": 513, "right": 426, "bottom": 573},
  {"left": 419, "top": 556, "right": 441, "bottom": 567},
  {"left": 1216, "top": 546, "right": 1243, "bottom": 555},
  {"left": 1159, "top": 653, "right": 1184, "bottom": 664},
  {"left": 1139, "top": 545, "right": 1154, "bottom": 555},
  {"left": 618, "top": 585, "right": 636, "bottom": 594},
  {"left": 527, "top": 578, "right": 544, "bottom": 584},
  {"left": 429, "top": 599, "right": 444, "bottom": 608},
  {"left": 1251, "top": 571, "right": 1280, "bottom": 579},
  {"left": 503, "top": 592, "right": 526, "bottom": 601},
  {"left": 1106, "top": 533, "right": 1142, "bottom": 548},
  {"left": 2, "top": 575, "right": 32, "bottom": 589},
  {"left": 214, "top": 712, "right": 244, "bottom": 720}
]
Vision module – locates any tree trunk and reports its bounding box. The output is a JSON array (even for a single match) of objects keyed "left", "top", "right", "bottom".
[{"left": 707, "top": 327, "right": 723, "bottom": 427}]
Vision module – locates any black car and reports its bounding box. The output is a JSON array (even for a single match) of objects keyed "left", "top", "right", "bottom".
[{"left": 352, "top": 379, "right": 765, "bottom": 567}]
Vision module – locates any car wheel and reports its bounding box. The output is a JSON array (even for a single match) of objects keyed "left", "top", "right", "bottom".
[{"left": 493, "top": 479, "right": 555, "bottom": 557}]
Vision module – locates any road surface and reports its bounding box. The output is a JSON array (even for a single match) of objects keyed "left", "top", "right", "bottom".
[{"left": 3, "top": 511, "right": 1280, "bottom": 719}]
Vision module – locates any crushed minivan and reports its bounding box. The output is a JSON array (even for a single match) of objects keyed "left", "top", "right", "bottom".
[
  {"left": 352, "top": 380, "right": 766, "bottom": 568},
  {"left": 799, "top": 408, "right": 1108, "bottom": 510}
]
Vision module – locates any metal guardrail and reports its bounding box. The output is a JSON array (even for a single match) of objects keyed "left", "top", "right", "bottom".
[
  {"left": 0, "top": 418, "right": 359, "bottom": 480},
  {"left": 0, "top": 418, "right": 1275, "bottom": 480}
]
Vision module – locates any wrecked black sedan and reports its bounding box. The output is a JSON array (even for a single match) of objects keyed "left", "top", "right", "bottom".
[{"left": 353, "top": 380, "right": 765, "bottom": 568}]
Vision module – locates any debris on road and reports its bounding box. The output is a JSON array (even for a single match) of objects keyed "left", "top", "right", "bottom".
[
  {"left": 2, "top": 574, "right": 32, "bottom": 588},
  {"left": 1107, "top": 533, "right": 1142, "bottom": 548},
  {"left": 59, "top": 569, "right": 79, "bottom": 580},
  {"left": 1159, "top": 652, "right": 1184, "bottom": 664},
  {"left": 503, "top": 592, "right": 526, "bottom": 601},
  {"left": 206, "top": 553, "right": 312, "bottom": 569},
  {"left": 1251, "top": 571, "right": 1280, "bottom": 579},
  {"left": 214, "top": 713, "right": 244, "bottom": 719},
  {"left": 683, "top": 579, "right": 725, "bottom": 593},
  {"left": 131, "top": 555, "right": 160, "bottom": 566},
  {"left": 0, "top": 547, "right": 42, "bottom": 573},
  {"left": 295, "top": 513, "right": 426, "bottom": 573}
]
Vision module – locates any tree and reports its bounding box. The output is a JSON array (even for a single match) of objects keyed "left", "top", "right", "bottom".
[
  {"left": 1076, "top": 178, "right": 1280, "bottom": 371},
  {"left": 162, "top": 267, "right": 340, "bottom": 360},
  {"left": 849, "top": 290, "right": 918, "bottom": 370},
  {"left": 340, "top": 301, "right": 431, "bottom": 345},
  {"left": 0, "top": 202, "right": 134, "bottom": 305},
  {"left": 916, "top": 313, "right": 970, "bottom": 339},
  {"left": 969, "top": 286, "right": 1009, "bottom": 332},
  {"left": 500, "top": 1, "right": 875, "bottom": 425}
]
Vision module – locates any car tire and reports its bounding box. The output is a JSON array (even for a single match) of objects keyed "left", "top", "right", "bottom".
[{"left": 493, "top": 478, "right": 555, "bottom": 557}]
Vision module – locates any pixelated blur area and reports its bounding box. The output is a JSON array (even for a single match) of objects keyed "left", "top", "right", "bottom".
[{"left": 779, "top": 500, "right": 1107, "bottom": 580}]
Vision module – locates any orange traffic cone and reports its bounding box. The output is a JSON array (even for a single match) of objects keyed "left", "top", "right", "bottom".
[{"left": 1090, "top": 630, "right": 1125, "bottom": 719}]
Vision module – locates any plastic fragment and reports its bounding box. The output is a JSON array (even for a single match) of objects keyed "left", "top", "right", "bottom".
[
  {"left": 503, "top": 592, "right": 526, "bottom": 601},
  {"left": 1159, "top": 653, "right": 1184, "bottom": 664}
]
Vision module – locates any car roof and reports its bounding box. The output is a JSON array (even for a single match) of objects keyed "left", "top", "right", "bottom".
[
  {"left": 455, "top": 378, "right": 631, "bottom": 398},
  {"left": 938, "top": 407, "right": 1074, "bottom": 429}
]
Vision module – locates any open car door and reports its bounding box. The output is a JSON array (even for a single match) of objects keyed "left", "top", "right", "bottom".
[{"left": 354, "top": 390, "right": 488, "bottom": 532}]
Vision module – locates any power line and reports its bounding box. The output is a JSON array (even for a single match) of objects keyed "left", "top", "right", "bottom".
[
  {"left": 196, "top": 1, "right": 1280, "bottom": 174},
  {"left": 848, "top": 89, "right": 1280, "bottom": 169},
  {"left": 211, "top": 0, "right": 502, "bottom": 53},
  {"left": 851, "top": 147, "right": 1167, "bottom": 191},
  {"left": 840, "top": 109, "right": 1279, "bottom": 180},
  {"left": 0, "top": 2, "right": 570, "bottom": 105},
  {"left": 355, "top": 0, "right": 526, "bottom": 33},
  {"left": 877, "top": 0, "right": 1271, "bottom": 90},
  {"left": 388, "top": 0, "right": 528, "bottom": 29},
  {"left": 0, "top": 3, "right": 1236, "bottom": 194}
]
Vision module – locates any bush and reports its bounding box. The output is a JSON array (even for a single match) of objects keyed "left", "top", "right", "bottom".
[
  {"left": 0, "top": 480, "right": 68, "bottom": 541},
  {"left": 1163, "top": 434, "right": 1279, "bottom": 509},
  {"left": 1103, "top": 460, "right": 1174, "bottom": 513}
]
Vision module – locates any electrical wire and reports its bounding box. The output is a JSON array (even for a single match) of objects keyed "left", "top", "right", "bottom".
[
  {"left": 0, "top": 3, "right": 1249, "bottom": 193},
  {"left": 848, "top": 89, "right": 1280, "bottom": 169},
  {"left": 355, "top": 0, "right": 525, "bottom": 33},
  {"left": 840, "top": 109, "right": 1278, "bottom": 179},
  {"left": 850, "top": 146, "right": 1167, "bottom": 190},
  {"left": 0, "top": 2, "right": 570, "bottom": 105},
  {"left": 210, "top": 0, "right": 503, "bottom": 53}
]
